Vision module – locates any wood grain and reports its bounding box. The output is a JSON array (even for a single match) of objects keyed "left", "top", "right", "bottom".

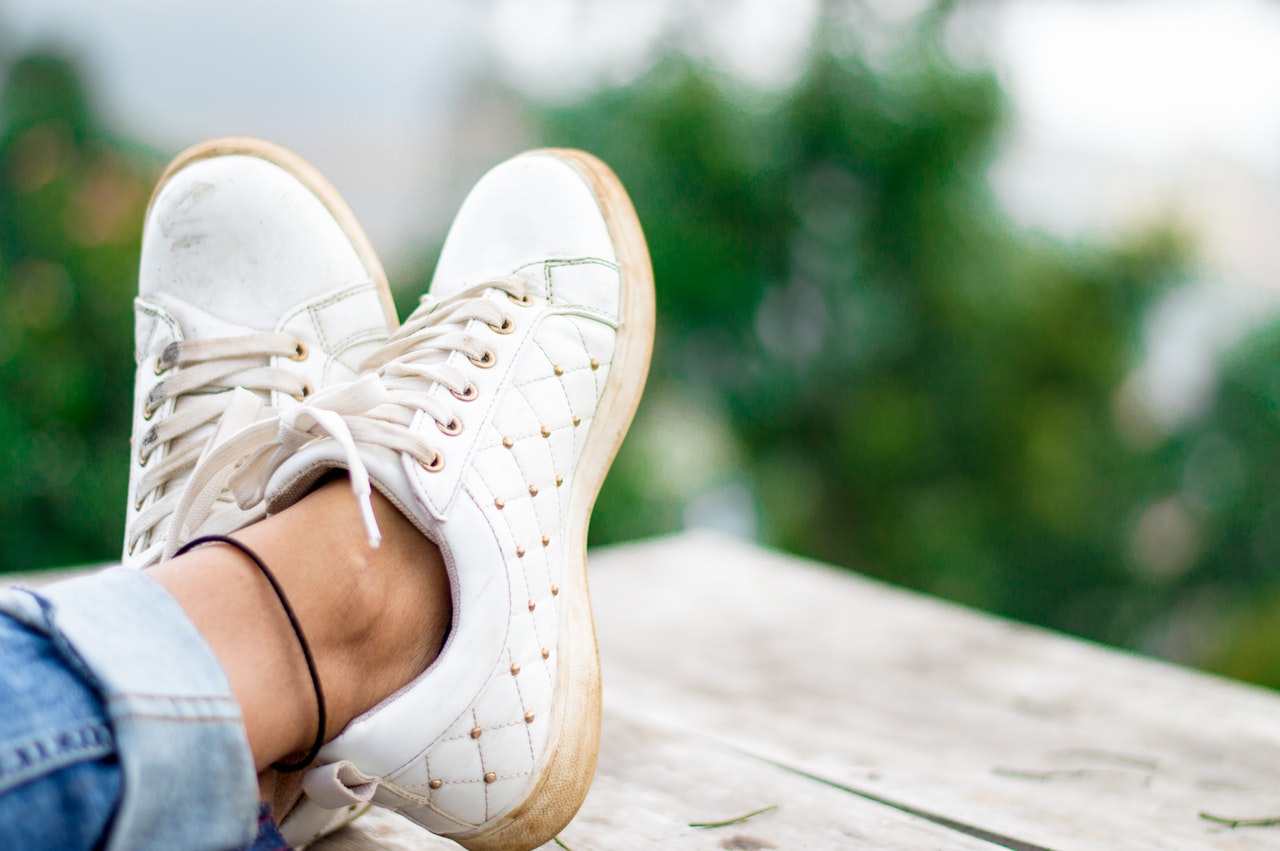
[
  {"left": 12, "top": 531, "right": 1280, "bottom": 849},
  {"left": 588, "top": 531, "right": 1280, "bottom": 851}
]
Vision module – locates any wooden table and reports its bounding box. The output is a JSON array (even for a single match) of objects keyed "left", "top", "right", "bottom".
[
  {"left": 308, "top": 530, "right": 1280, "bottom": 850},
  {"left": 17, "top": 531, "right": 1280, "bottom": 849}
]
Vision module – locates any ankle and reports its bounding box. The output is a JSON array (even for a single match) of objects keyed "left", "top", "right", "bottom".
[
  {"left": 333, "top": 490, "right": 451, "bottom": 715},
  {"left": 239, "top": 480, "right": 451, "bottom": 732}
]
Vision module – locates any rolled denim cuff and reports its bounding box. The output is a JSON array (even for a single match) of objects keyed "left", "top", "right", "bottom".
[{"left": 0, "top": 568, "right": 258, "bottom": 851}]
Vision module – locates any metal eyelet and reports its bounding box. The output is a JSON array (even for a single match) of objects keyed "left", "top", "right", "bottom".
[
  {"left": 142, "top": 403, "right": 157, "bottom": 422},
  {"left": 469, "top": 349, "right": 497, "bottom": 369},
  {"left": 292, "top": 382, "right": 313, "bottom": 402},
  {"left": 451, "top": 383, "right": 478, "bottom": 402},
  {"left": 507, "top": 292, "right": 533, "bottom": 307},
  {"left": 420, "top": 452, "right": 444, "bottom": 473},
  {"left": 437, "top": 417, "right": 463, "bottom": 436},
  {"left": 489, "top": 316, "right": 515, "bottom": 335},
  {"left": 137, "top": 450, "right": 150, "bottom": 469},
  {"left": 153, "top": 355, "right": 167, "bottom": 376},
  {"left": 290, "top": 340, "right": 309, "bottom": 362}
]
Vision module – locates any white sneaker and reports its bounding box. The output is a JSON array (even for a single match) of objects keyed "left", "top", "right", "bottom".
[
  {"left": 184, "top": 149, "right": 655, "bottom": 850},
  {"left": 125, "top": 137, "right": 396, "bottom": 568}
]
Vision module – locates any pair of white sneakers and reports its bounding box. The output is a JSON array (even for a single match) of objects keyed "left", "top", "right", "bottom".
[{"left": 122, "top": 138, "right": 654, "bottom": 850}]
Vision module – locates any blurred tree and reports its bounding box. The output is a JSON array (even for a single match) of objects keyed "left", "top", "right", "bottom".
[
  {"left": 0, "top": 52, "right": 158, "bottom": 570},
  {"left": 526, "top": 8, "right": 1191, "bottom": 648},
  {"left": 1167, "top": 321, "right": 1280, "bottom": 687},
  {"left": 5, "top": 8, "right": 1276, "bottom": 695}
]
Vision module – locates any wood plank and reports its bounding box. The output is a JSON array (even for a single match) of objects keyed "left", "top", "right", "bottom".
[
  {"left": 587, "top": 531, "right": 1280, "bottom": 851},
  {"left": 7, "top": 563, "right": 1005, "bottom": 848},
  {"left": 15, "top": 533, "right": 1280, "bottom": 848},
  {"left": 314, "top": 711, "right": 1005, "bottom": 850}
]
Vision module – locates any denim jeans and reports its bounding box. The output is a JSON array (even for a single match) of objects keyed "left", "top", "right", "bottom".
[{"left": 0, "top": 567, "right": 288, "bottom": 850}]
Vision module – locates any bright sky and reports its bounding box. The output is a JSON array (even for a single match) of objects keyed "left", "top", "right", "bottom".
[
  {"left": 2, "top": 0, "right": 1278, "bottom": 279},
  {"left": 3, "top": 0, "right": 1278, "bottom": 431},
  {"left": 999, "top": 0, "right": 1280, "bottom": 174}
]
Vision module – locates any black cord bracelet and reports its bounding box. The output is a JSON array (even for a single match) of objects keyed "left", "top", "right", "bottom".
[{"left": 173, "top": 534, "right": 328, "bottom": 773}]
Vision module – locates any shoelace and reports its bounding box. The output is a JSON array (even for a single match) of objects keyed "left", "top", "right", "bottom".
[
  {"left": 129, "top": 332, "right": 312, "bottom": 559},
  {"left": 171, "top": 277, "right": 536, "bottom": 555}
]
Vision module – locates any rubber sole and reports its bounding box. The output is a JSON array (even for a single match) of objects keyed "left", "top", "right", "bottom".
[{"left": 450, "top": 149, "right": 655, "bottom": 851}]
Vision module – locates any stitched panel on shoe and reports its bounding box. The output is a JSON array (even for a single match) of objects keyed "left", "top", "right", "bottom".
[
  {"left": 134, "top": 302, "right": 177, "bottom": 363},
  {"left": 545, "top": 259, "right": 620, "bottom": 320},
  {"left": 396, "top": 312, "right": 616, "bottom": 832},
  {"left": 300, "top": 284, "right": 389, "bottom": 362}
]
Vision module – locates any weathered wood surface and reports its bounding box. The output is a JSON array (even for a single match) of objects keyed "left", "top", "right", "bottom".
[
  {"left": 313, "top": 530, "right": 1280, "bottom": 850},
  {"left": 316, "top": 711, "right": 1002, "bottom": 850},
  {"left": 12, "top": 531, "right": 1280, "bottom": 849},
  {"left": 582, "top": 531, "right": 1280, "bottom": 851}
]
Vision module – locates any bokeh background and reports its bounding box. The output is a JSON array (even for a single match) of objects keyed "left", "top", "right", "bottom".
[{"left": 4, "top": 0, "right": 1280, "bottom": 689}]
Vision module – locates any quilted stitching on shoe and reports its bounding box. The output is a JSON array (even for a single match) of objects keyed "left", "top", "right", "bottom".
[{"left": 382, "top": 308, "right": 616, "bottom": 833}]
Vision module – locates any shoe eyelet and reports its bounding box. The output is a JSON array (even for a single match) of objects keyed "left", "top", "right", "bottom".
[
  {"left": 153, "top": 355, "right": 167, "bottom": 376},
  {"left": 469, "top": 349, "right": 497, "bottom": 369},
  {"left": 290, "top": 340, "right": 309, "bottom": 362},
  {"left": 507, "top": 292, "right": 533, "bottom": 307},
  {"left": 437, "top": 417, "right": 463, "bottom": 436},
  {"left": 420, "top": 452, "right": 444, "bottom": 473},
  {"left": 451, "top": 383, "right": 478, "bottom": 402},
  {"left": 142, "top": 403, "right": 157, "bottom": 422},
  {"left": 133, "top": 494, "right": 146, "bottom": 511},
  {"left": 489, "top": 316, "right": 515, "bottom": 335},
  {"left": 292, "top": 381, "right": 313, "bottom": 402},
  {"left": 137, "top": 451, "right": 150, "bottom": 469}
]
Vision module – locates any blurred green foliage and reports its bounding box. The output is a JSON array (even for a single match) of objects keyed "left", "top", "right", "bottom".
[
  {"left": 525, "top": 19, "right": 1184, "bottom": 651},
  {"left": 0, "top": 53, "right": 158, "bottom": 570},
  {"left": 3, "top": 9, "right": 1280, "bottom": 689},
  {"left": 521, "top": 10, "right": 1280, "bottom": 681}
]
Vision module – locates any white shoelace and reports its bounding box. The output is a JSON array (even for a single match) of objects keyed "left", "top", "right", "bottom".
[
  {"left": 129, "top": 332, "right": 310, "bottom": 559},
  {"left": 171, "top": 277, "right": 536, "bottom": 555}
]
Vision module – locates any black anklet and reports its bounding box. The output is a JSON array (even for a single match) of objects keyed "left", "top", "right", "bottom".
[{"left": 174, "top": 534, "right": 328, "bottom": 773}]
